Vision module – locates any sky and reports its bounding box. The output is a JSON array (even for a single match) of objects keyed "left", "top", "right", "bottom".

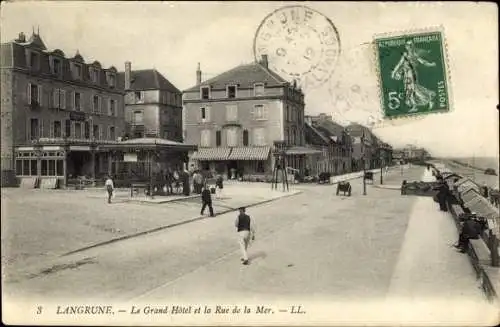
[{"left": 1, "top": 1, "right": 498, "bottom": 158}]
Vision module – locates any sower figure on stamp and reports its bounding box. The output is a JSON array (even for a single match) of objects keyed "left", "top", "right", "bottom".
[
  {"left": 105, "top": 175, "right": 114, "bottom": 204},
  {"left": 200, "top": 184, "right": 214, "bottom": 217},
  {"left": 235, "top": 207, "right": 255, "bottom": 265}
]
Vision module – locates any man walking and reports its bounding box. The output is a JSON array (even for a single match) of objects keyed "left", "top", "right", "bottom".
[
  {"left": 105, "top": 175, "right": 114, "bottom": 204},
  {"left": 235, "top": 207, "right": 255, "bottom": 265},
  {"left": 215, "top": 174, "right": 224, "bottom": 199},
  {"left": 201, "top": 184, "right": 214, "bottom": 217}
]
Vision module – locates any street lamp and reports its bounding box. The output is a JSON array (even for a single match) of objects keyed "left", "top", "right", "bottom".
[
  {"left": 380, "top": 146, "right": 384, "bottom": 185},
  {"left": 361, "top": 131, "right": 367, "bottom": 196}
]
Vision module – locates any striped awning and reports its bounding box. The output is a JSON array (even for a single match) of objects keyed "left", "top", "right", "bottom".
[
  {"left": 228, "top": 147, "right": 270, "bottom": 160},
  {"left": 285, "top": 146, "right": 322, "bottom": 155},
  {"left": 190, "top": 147, "right": 231, "bottom": 160}
]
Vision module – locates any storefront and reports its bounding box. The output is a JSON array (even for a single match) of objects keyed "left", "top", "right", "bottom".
[{"left": 15, "top": 137, "right": 196, "bottom": 188}]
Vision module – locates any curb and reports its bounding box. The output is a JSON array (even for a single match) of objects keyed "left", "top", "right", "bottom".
[
  {"left": 62, "top": 190, "right": 302, "bottom": 257},
  {"left": 124, "top": 194, "right": 201, "bottom": 205}
]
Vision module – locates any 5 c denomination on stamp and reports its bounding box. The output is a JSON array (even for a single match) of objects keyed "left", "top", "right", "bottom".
[
  {"left": 374, "top": 29, "right": 451, "bottom": 119},
  {"left": 253, "top": 5, "right": 341, "bottom": 90}
]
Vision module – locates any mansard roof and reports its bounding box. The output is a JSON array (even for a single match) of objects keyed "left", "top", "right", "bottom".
[{"left": 184, "top": 61, "right": 289, "bottom": 92}]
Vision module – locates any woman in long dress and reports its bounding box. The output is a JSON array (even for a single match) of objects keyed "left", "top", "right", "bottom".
[{"left": 391, "top": 40, "right": 437, "bottom": 113}]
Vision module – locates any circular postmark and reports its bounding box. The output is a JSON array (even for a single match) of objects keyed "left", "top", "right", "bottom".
[{"left": 253, "top": 5, "right": 341, "bottom": 90}]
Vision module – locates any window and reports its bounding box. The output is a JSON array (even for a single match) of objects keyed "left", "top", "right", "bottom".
[
  {"left": 227, "top": 128, "right": 238, "bottom": 147},
  {"left": 74, "top": 92, "right": 82, "bottom": 111},
  {"left": 29, "top": 51, "right": 39, "bottom": 70},
  {"left": 93, "top": 124, "right": 99, "bottom": 139},
  {"left": 72, "top": 63, "right": 82, "bottom": 80},
  {"left": 216, "top": 131, "right": 221, "bottom": 147},
  {"left": 253, "top": 128, "right": 265, "bottom": 146},
  {"left": 75, "top": 122, "right": 82, "bottom": 139},
  {"left": 201, "top": 87, "right": 210, "bottom": 100},
  {"left": 253, "top": 104, "right": 268, "bottom": 120},
  {"left": 41, "top": 160, "right": 48, "bottom": 176},
  {"left": 30, "top": 160, "right": 37, "bottom": 176},
  {"left": 135, "top": 91, "right": 143, "bottom": 101},
  {"left": 243, "top": 130, "right": 249, "bottom": 146},
  {"left": 57, "top": 160, "right": 63, "bottom": 176},
  {"left": 227, "top": 85, "right": 236, "bottom": 98},
  {"left": 90, "top": 67, "right": 99, "bottom": 83},
  {"left": 200, "top": 106, "right": 210, "bottom": 122},
  {"left": 257, "top": 161, "right": 265, "bottom": 173},
  {"left": 54, "top": 121, "right": 62, "bottom": 138},
  {"left": 109, "top": 126, "right": 115, "bottom": 140},
  {"left": 226, "top": 104, "right": 238, "bottom": 121},
  {"left": 28, "top": 83, "right": 41, "bottom": 105},
  {"left": 201, "top": 130, "right": 211, "bottom": 147},
  {"left": 92, "top": 95, "right": 100, "bottom": 113},
  {"left": 65, "top": 120, "right": 71, "bottom": 137},
  {"left": 30, "top": 118, "right": 39, "bottom": 140},
  {"left": 48, "top": 160, "right": 56, "bottom": 176},
  {"left": 84, "top": 122, "right": 90, "bottom": 139},
  {"left": 52, "top": 58, "right": 61, "bottom": 76},
  {"left": 254, "top": 83, "right": 264, "bottom": 96},
  {"left": 133, "top": 111, "right": 143, "bottom": 124},
  {"left": 106, "top": 72, "right": 116, "bottom": 87},
  {"left": 109, "top": 99, "right": 116, "bottom": 116}
]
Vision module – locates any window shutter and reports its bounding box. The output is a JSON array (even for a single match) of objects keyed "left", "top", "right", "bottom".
[
  {"left": 49, "top": 57, "right": 54, "bottom": 73},
  {"left": 206, "top": 106, "right": 211, "bottom": 122},
  {"left": 60, "top": 90, "right": 66, "bottom": 109},
  {"left": 99, "top": 124, "right": 103, "bottom": 140},
  {"left": 251, "top": 106, "right": 255, "bottom": 120},
  {"left": 49, "top": 120, "right": 54, "bottom": 138},
  {"left": 98, "top": 96, "right": 102, "bottom": 114},
  {"left": 38, "top": 85, "right": 42, "bottom": 106},
  {"left": 263, "top": 105, "right": 268, "bottom": 120},
  {"left": 53, "top": 89, "right": 59, "bottom": 108},
  {"left": 71, "top": 121, "right": 76, "bottom": 138},
  {"left": 39, "top": 119, "right": 44, "bottom": 138},
  {"left": 27, "top": 83, "right": 32, "bottom": 104},
  {"left": 26, "top": 119, "right": 31, "bottom": 141}
]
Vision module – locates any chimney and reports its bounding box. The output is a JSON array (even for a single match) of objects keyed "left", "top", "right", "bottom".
[
  {"left": 260, "top": 54, "right": 268, "bottom": 68},
  {"left": 196, "top": 62, "right": 202, "bottom": 85},
  {"left": 125, "top": 61, "right": 131, "bottom": 90},
  {"left": 17, "top": 32, "right": 26, "bottom": 42}
]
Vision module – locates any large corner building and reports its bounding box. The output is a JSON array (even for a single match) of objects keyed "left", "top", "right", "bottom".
[{"left": 183, "top": 56, "right": 312, "bottom": 178}]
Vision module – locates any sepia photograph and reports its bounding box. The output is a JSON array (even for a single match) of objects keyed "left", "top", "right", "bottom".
[{"left": 1, "top": 1, "right": 499, "bottom": 325}]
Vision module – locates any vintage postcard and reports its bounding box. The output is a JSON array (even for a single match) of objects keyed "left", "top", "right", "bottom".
[{"left": 1, "top": 1, "right": 499, "bottom": 326}]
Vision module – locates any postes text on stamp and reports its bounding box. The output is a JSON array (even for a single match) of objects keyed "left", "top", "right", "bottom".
[
  {"left": 253, "top": 5, "right": 341, "bottom": 90},
  {"left": 374, "top": 30, "right": 451, "bottom": 119}
]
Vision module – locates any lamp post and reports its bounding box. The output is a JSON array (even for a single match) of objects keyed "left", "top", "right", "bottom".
[
  {"left": 380, "top": 147, "right": 384, "bottom": 185},
  {"left": 361, "top": 131, "right": 367, "bottom": 196}
]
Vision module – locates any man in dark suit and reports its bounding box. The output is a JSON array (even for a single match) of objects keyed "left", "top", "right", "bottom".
[{"left": 201, "top": 184, "right": 214, "bottom": 217}]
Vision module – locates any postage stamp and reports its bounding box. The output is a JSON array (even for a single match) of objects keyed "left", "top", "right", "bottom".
[
  {"left": 253, "top": 5, "right": 341, "bottom": 90},
  {"left": 374, "top": 28, "right": 452, "bottom": 119}
]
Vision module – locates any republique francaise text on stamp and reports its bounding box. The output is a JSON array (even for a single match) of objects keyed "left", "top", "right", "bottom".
[
  {"left": 253, "top": 5, "right": 341, "bottom": 90},
  {"left": 374, "top": 29, "right": 451, "bottom": 119}
]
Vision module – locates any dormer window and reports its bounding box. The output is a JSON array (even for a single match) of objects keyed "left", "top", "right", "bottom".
[
  {"left": 28, "top": 51, "right": 40, "bottom": 70},
  {"left": 52, "top": 58, "right": 62, "bottom": 76},
  {"left": 106, "top": 72, "right": 116, "bottom": 87},
  {"left": 201, "top": 86, "right": 210, "bottom": 100},
  {"left": 254, "top": 83, "right": 264, "bottom": 96},
  {"left": 90, "top": 67, "right": 99, "bottom": 83},
  {"left": 71, "top": 63, "right": 82, "bottom": 80},
  {"left": 227, "top": 85, "right": 237, "bottom": 98}
]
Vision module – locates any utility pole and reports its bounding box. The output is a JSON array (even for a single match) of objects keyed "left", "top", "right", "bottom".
[{"left": 380, "top": 148, "right": 383, "bottom": 185}]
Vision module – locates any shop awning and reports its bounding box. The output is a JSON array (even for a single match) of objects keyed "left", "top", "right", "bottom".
[
  {"left": 228, "top": 146, "right": 270, "bottom": 160},
  {"left": 285, "top": 146, "right": 322, "bottom": 155},
  {"left": 191, "top": 147, "right": 231, "bottom": 161}
]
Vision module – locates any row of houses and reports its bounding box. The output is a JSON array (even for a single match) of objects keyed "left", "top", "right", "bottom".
[{"left": 1, "top": 30, "right": 393, "bottom": 187}]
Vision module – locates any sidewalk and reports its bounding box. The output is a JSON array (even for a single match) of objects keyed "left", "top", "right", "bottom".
[{"left": 385, "top": 170, "right": 498, "bottom": 323}]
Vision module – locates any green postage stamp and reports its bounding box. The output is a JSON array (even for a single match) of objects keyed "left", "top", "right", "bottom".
[{"left": 374, "top": 29, "right": 451, "bottom": 119}]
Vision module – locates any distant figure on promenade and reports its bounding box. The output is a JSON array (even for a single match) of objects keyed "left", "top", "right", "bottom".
[
  {"left": 434, "top": 177, "right": 450, "bottom": 211},
  {"left": 215, "top": 174, "right": 224, "bottom": 199},
  {"left": 384, "top": 165, "right": 389, "bottom": 175},
  {"left": 454, "top": 213, "right": 484, "bottom": 253},
  {"left": 105, "top": 175, "right": 114, "bottom": 204},
  {"left": 200, "top": 184, "right": 214, "bottom": 217},
  {"left": 235, "top": 207, "right": 255, "bottom": 265}
]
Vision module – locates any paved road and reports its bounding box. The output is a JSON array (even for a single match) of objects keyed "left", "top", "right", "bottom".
[{"left": 3, "top": 166, "right": 497, "bottom": 325}]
